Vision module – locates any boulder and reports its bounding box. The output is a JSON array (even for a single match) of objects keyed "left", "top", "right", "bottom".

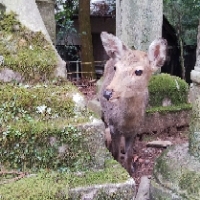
[{"left": 150, "top": 143, "right": 200, "bottom": 199}]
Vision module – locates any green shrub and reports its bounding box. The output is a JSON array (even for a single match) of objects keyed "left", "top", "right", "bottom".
[{"left": 148, "top": 73, "right": 189, "bottom": 107}]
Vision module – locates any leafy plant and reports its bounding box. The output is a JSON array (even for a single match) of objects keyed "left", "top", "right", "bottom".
[{"left": 164, "top": 0, "right": 199, "bottom": 46}]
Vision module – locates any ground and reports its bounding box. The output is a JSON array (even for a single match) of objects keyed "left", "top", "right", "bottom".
[
  {"left": 133, "top": 126, "right": 189, "bottom": 189},
  {"left": 77, "top": 79, "right": 189, "bottom": 191}
]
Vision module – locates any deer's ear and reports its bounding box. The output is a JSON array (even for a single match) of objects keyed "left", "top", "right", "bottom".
[
  {"left": 100, "top": 32, "right": 128, "bottom": 60},
  {"left": 148, "top": 38, "right": 167, "bottom": 70}
]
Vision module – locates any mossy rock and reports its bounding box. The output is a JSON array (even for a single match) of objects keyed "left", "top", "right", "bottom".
[
  {"left": 0, "top": 160, "right": 135, "bottom": 200},
  {"left": 148, "top": 73, "right": 189, "bottom": 107},
  {"left": 0, "top": 10, "right": 58, "bottom": 82},
  {"left": 150, "top": 143, "right": 200, "bottom": 200},
  {"left": 0, "top": 82, "right": 107, "bottom": 172}
]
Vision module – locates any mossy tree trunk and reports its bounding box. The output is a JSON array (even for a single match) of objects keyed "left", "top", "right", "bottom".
[{"left": 78, "top": 0, "right": 96, "bottom": 79}]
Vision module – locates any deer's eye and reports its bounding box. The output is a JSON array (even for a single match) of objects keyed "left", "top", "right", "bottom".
[
  {"left": 135, "top": 70, "right": 143, "bottom": 76},
  {"left": 114, "top": 66, "right": 116, "bottom": 71}
]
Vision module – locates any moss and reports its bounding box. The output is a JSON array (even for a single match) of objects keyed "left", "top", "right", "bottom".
[
  {"left": 0, "top": 161, "right": 130, "bottom": 200},
  {"left": 0, "top": 10, "right": 57, "bottom": 82},
  {"left": 0, "top": 123, "right": 94, "bottom": 172},
  {"left": 148, "top": 73, "right": 189, "bottom": 107},
  {"left": 0, "top": 172, "right": 69, "bottom": 200},
  {"left": 0, "top": 11, "right": 20, "bottom": 32},
  {"left": 69, "top": 160, "right": 129, "bottom": 188},
  {"left": 151, "top": 145, "right": 200, "bottom": 200},
  {"left": 153, "top": 150, "right": 172, "bottom": 180},
  {"left": 0, "top": 82, "right": 87, "bottom": 123},
  {"left": 179, "top": 171, "right": 200, "bottom": 195},
  {"left": 146, "top": 103, "right": 192, "bottom": 114}
]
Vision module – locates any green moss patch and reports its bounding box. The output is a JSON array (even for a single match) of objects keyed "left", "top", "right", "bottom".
[
  {"left": 151, "top": 144, "right": 200, "bottom": 200},
  {"left": 146, "top": 103, "right": 192, "bottom": 114},
  {"left": 0, "top": 160, "right": 129, "bottom": 200},
  {"left": 0, "top": 10, "right": 57, "bottom": 81},
  {"left": 148, "top": 73, "right": 189, "bottom": 107},
  {"left": 0, "top": 82, "right": 87, "bottom": 125},
  {"left": 70, "top": 159, "right": 129, "bottom": 188},
  {"left": 153, "top": 149, "right": 172, "bottom": 181},
  {"left": 0, "top": 172, "right": 70, "bottom": 200},
  {"left": 179, "top": 171, "right": 200, "bottom": 195}
]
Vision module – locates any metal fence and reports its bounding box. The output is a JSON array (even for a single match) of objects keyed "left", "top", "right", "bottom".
[{"left": 66, "top": 60, "right": 106, "bottom": 80}]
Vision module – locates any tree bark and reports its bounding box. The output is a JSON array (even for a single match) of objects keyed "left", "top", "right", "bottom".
[
  {"left": 79, "top": 0, "right": 96, "bottom": 79},
  {"left": 179, "top": 36, "right": 185, "bottom": 80}
]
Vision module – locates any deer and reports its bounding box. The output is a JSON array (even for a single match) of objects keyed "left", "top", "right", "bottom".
[{"left": 99, "top": 32, "right": 167, "bottom": 175}]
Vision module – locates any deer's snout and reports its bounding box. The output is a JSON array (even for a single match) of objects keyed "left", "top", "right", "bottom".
[{"left": 103, "top": 89, "right": 113, "bottom": 100}]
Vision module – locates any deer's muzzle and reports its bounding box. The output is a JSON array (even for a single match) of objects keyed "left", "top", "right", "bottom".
[{"left": 103, "top": 89, "right": 113, "bottom": 101}]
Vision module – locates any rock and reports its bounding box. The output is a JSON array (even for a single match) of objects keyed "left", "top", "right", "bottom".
[
  {"left": 116, "top": 0, "right": 162, "bottom": 51},
  {"left": 162, "top": 97, "right": 172, "bottom": 107},
  {"left": 0, "top": 82, "right": 136, "bottom": 199},
  {"left": 134, "top": 176, "right": 150, "bottom": 200},
  {"left": 150, "top": 143, "right": 200, "bottom": 199},
  {"left": 72, "top": 92, "right": 87, "bottom": 108},
  {"left": 138, "top": 110, "right": 191, "bottom": 135},
  {"left": 146, "top": 140, "right": 172, "bottom": 148},
  {"left": 0, "top": 68, "right": 22, "bottom": 83},
  {"left": 78, "top": 118, "right": 108, "bottom": 169},
  {"left": 87, "top": 98, "right": 102, "bottom": 117},
  {"left": 69, "top": 178, "right": 136, "bottom": 200}
]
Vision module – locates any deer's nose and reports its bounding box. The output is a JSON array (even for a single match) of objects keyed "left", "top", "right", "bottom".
[{"left": 103, "top": 89, "right": 113, "bottom": 100}]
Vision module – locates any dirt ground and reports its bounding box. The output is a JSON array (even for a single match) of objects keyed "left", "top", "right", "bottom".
[
  {"left": 132, "top": 127, "right": 189, "bottom": 189},
  {"left": 77, "top": 80, "right": 190, "bottom": 190}
]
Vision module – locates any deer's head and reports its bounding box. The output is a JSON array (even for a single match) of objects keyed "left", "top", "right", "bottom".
[{"left": 101, "top": 32, "right": 167, "bottom": 102}]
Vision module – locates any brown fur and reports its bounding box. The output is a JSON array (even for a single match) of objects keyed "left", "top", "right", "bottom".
[{"left": 99, "top": 32, "right": 167, "bottom": 175}]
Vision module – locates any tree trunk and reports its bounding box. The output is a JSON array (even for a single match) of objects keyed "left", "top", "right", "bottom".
[
  {"left": 116, "top": 0, "right": 163, "bottom": 51},
  {"left": 178, "top": 36, "right": 185, "bottom": 80},
  {"left": 79, "top": 0, "right": 96, "bottom": 79}
]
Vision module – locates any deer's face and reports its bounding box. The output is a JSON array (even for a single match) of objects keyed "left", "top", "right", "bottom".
[
  {"left": 101, "top": 32, "right": 167, "bottom": 102},
  {"left": 103, "top": 50, "right": 153, "bottom": 101}
]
